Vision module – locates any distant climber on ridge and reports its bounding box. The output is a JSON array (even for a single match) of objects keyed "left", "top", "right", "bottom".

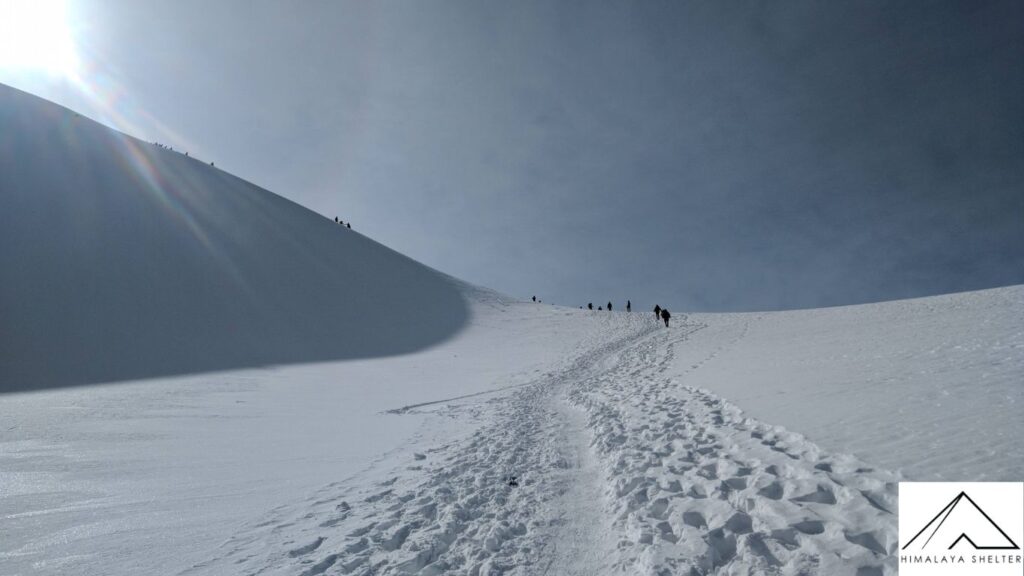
[
  {"left": 654, "top": 304, "right": 661, "bottom": 319},
  {"left": 660, "top": 308, "right": 671, "bottom": 327},
  {"left": 626, "top": 300, "right": 631, "bottom": 312},
  {"left": 607, "top": 302, "right": 612, "bottom": 312}
]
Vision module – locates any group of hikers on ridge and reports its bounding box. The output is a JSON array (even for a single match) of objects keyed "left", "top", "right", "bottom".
[
  {"left": 569, "top": 299, "right": 671, "bottom": 327},
  {"left": 152, "top": 141, "right": 215, "bottom": 166}
]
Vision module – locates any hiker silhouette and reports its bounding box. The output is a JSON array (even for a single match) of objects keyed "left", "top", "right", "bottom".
[
  {"left": 607, "top": 302, "right": 612, "bottom": 311},
  {"left": 588, "top": 303, "right": 593, "bottom": 310},
  {"left": 661, "top": 308, "right": 671, "bottom": 327},
  {"left": 626, "top": 300, "right": 631, "bottom": 312},
  {"left": 654, "top": 304, "right": 661, "bottom": 319}
]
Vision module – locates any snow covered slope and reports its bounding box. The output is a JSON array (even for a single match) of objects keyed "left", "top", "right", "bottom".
[
  {"left": 0, "top": 83, "right": 468, "bottom": 392},
  {"left": 1, "top": 85, "right": 1020, "bottom": 576},
  {"left": 679, "top": 287, "right": 1024, "bottom": 482},
  {"left": 1, "top": 292, "right": 615, "bottom": 576},
  {"left": 158, "top": 288, "right": 1019, "bottom": 576},
  {"left": 4, "top": 288, "right": 1019, "bottom": 576}
]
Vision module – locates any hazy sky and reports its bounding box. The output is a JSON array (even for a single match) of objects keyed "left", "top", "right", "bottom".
[{"left": 4, "top": 0, "right": 1023, "bottom": 311}]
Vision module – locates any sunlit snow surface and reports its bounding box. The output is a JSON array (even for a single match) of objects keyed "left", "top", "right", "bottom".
[{"left": 4, "top": 288, "right": 1020, "bottom": 575}]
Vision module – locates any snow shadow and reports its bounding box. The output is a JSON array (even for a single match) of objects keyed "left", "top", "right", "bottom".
[{"left": 0, "top": 85, "right": 469, "bottom": 392}]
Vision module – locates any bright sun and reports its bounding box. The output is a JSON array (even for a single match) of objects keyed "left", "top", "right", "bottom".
[{"left": 0, "top": 0, "right": 78, "bottom": 77}]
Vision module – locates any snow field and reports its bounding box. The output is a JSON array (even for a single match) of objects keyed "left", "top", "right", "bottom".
[
  {"left": 5, "top": 289, "right": 1018, "bottom": 575},
  {"left": 679, "top": 287, "right": 1024, "bottom": 482},
  {"left": 569, "top": 322, "right": 901, "bottom": 575},
  {"left": 188, "top": 316, "right": 655, "bottom": 575},
  {"left": 191, "top": 311, "right": 917, "bottom": 575}
]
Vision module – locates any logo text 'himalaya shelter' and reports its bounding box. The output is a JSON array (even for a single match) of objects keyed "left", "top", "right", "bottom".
[{"left": 899, "top": 482, "right": 1023, "bottom": 576}]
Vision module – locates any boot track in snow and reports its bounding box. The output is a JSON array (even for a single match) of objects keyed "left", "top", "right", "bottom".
[{"left": 194, "top": 316, "right": 900, "bottom": 576}]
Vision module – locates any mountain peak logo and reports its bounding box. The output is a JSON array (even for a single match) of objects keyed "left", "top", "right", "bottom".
[
  {"left": 899, "top": 483, "right": 1023, "bottom": 575},
  {"left": 902, "top": 491, "right": 1020, "bottom": 551}
]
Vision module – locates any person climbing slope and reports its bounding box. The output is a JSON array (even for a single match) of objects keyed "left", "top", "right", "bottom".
[{"left": 660, "top": 308, "right": 671, "bottom": 327}]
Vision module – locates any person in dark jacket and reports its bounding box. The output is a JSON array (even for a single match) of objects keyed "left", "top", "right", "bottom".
[
  {"left": 626, "top": 300, "right": 631, "bottom": 312},
  {"left": 660, "top": 308, "right": 671, "bottom": 327},
  {"left": 654, "top": 304, "right": 661, "bottom": 319},
  {"left": 607, "top": 301, "right": 612, "bottom": 311}
]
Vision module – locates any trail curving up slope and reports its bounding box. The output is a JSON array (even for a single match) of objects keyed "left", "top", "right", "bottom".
[{"left": 197, "top": 312, "right": 901, "bottom": 576}]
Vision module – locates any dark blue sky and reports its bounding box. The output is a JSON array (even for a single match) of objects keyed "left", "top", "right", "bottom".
[{"left": 4, "top": 0, "right": 1023, "bottom": 310}]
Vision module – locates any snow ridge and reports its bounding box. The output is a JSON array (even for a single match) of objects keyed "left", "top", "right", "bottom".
[{"left": 0, "top": 82, "right": 468, "bottom": 391}]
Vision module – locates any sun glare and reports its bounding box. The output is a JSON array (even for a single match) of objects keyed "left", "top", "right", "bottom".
[{"left": 0, "top": 0, "right": 78, "bottom": 77}]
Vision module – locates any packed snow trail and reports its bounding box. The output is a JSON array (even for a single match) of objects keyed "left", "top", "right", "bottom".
[
  {"left": 193, "top": 314, "right": 900, "bottom": 575},
  {"left": 568, "top": 320, "right": 900, "bottom": 575}
]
